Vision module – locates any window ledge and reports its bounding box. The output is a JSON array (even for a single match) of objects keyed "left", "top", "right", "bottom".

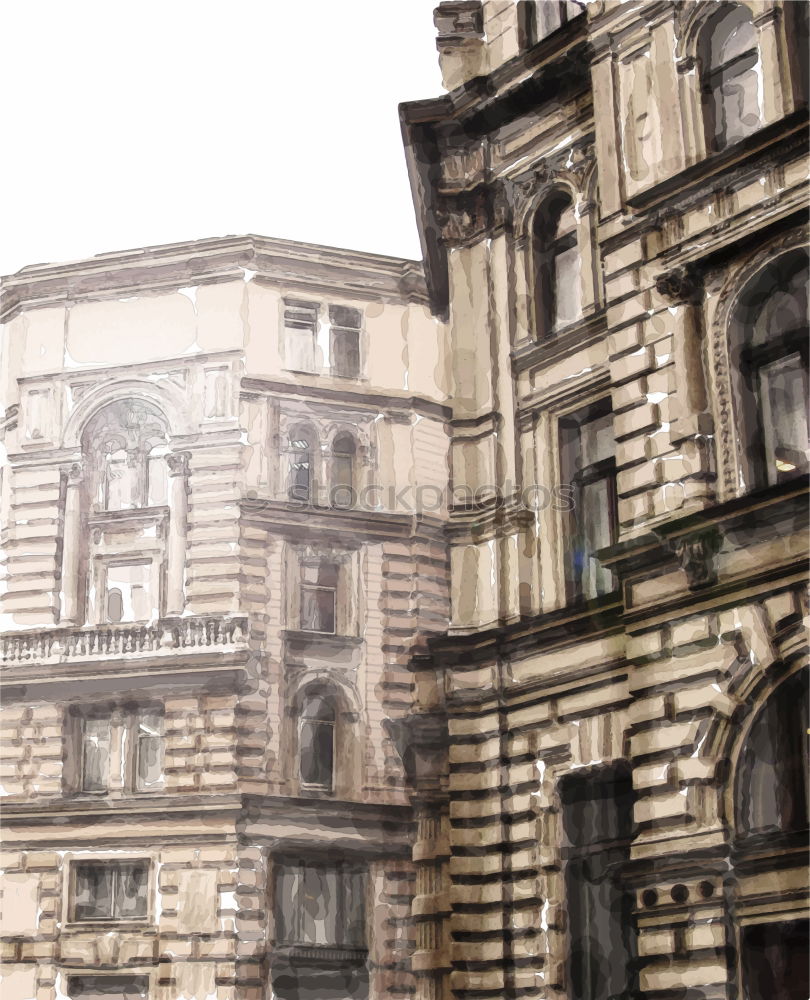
[
  {"left": 282, "top": 629, "right": 363, "bottom": 646},
  {"left": 64, "top": 918, "right": 153, "bottom": 930},
  {"left": 274, "top": 944, "right": 368, "bottom": 964}
]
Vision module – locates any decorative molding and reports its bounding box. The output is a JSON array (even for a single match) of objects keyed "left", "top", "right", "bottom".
[
  {"left": 166, "top": 451, "right": 190, "bottom": 477},
  {"left": 655, "top": 264, "right": 704, "bottom": 304},
  {"left": 671, "top": 528, "right": 723, "bottom": 590}
]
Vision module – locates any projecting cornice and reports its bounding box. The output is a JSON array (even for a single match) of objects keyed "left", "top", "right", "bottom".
[{"left": 0, "top": 234, "right": 429, "bottom": 321}]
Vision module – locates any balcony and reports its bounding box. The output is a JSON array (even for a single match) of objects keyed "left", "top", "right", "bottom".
[{"left": 0, "top": 614, "right": 249, "bottom": 673}]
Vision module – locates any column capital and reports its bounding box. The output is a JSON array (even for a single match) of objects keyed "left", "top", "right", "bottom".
[
  {"left": 63, "top": 460, "right": 85, "bottom": 486},
  {"left": 166, "top": 451, "right": 190, "bottom": 477}
]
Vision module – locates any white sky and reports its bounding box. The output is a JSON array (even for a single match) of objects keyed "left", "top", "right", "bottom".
[{"left": 1, "top": 1, "right": 444, "bottom": 276}]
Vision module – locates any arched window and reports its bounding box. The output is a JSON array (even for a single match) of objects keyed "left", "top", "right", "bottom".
[
  {"left": 699, "top": 4, "right": 762, "bottom": 152},
  {"left": 299, "top": 690, "right": 336, "bottom": 794},
  {"left": 331, "top": 433, "right": 356, "bottom": 507},
  {"left": 729, "top": 250, "right": 809, "bottom": 491},
  {"left": 106, "top": 588, "right": 124, "bottom": 624},
  {"left": 288, "top": 429, "right": 315, "bottom": 503},
  {"left": 735, "top": 668, "right": 810, "bottom": 999},
  {"left": 735, "top": 669, "right": 809, "bottom": 838},
  {"left": 532, "top": 192, "right": 582, "bottom": 338},
  {"left": 83, "top": 400, "right": 169, "bottom": 512}
]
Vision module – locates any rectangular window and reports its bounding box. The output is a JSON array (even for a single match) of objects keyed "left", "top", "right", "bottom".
[
  {"left": 561, "top": 766, "right": 636, "bottom": 1000},
  {"left": 275, "top": 860, "right": 366, "bottom": 949},
  {"left": 73, "top": 707, "right": 164, "bottom": 795},
  {"left": 71, "top": 860, "right": 149, "bottom": 922},
  {"left": 300, "top": 562, "right": 339, "bottom": 634},
  {"left": 559, "top": 400, "right": 617, "bottom": 601},
  {"left": 105, "top": 561, "right": 153, "bottom": 624},
  {"left": 67, "top": 976, "right": 149, "bottom": 1000},
  {"left": 284, "top": 300, "right": 319, "bottom": 374},
  {"left": 329, "top": 305, "right": 361, "bottom": 378},
  {"left": 740, "top": 919, "right": 809, "bottom": 1000}
]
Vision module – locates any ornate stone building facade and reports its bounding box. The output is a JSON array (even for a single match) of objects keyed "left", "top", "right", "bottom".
[
  {"left": 400, "top": 2, "right": 808, "bottom": 999},
  {"left": 1, "top": 2, "right": 809, "bottom": 999}
]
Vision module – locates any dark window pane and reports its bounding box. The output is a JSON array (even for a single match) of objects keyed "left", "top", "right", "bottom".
[
  {"left": 289, "top": 437, "right": 313, "bottom": 501},
  {"left": 741, "top": 920, "right": 810, "bottom": 1000},
  {"left": 561, "top": 767, "right": 636, "bottom": 1000},
  {"left": 300, "top": 719, "right": 334, "bottom": 791},
  {"left": 274, "top": 862, "right": 366, "bottom": 951},
  {"left": 115, "top": 864, "right": 149, "bottom": 919},
  {"left": 106, "top": 588, "right": 124, "bottom": 624},
  {"left": 758, "top": 353, "right": 810, "bottom": 484},
  {"left": 736, "top": 670, "right": 809, "bottom": 836},
  {"left": 274, "top": 864, "right": 300, "bottom": 944},
  {"left": 300, "top": 586, "right": 336, "bottom": 633},
  {"left": 72, "top": 862, "right": 148, "bottom": 922},
  {"left": 344, "top": 868, "right": 367, "bottom": 947},
  {"left": 74, "top": 863, "right": 114, "bottom": 920},
  {"left": 67, "top": 975, "right": 149, "bottom": 999},
  {"left": 560, "top": 401, "right": 616, "bottom": 601},
  {"left": 81, "top": 718, "right": 111, "bottom": 793}
]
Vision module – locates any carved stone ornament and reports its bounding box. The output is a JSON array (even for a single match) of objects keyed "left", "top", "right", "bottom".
[
  {"left": 655, "top": 265, "right": 704, "bottom": 304},
  {"left": 166, "top": 451, "right": 190, "bottom": 477},
  {"left": 436, "top": 190, "right": 489, "bottom": 246},
  {"left": 65, "top": 461, "right": 84, "bottom": 487},
  {"left": 434, "top": 1, "right": 484, "bottom": 44},
  {"left": 671, "top": 528, "right": 722, "bottom": 590}
]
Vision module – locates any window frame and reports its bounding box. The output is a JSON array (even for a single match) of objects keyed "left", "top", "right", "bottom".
[
  {"left": 273, "top": 857, "right": 368, "bottom": 953},
  {"left": 66, "top": 974, "right": 151, "bottom": 1000},
  {"left": 531, "top": 191, "right": 582, "bottom": 339},
  {"left": 298, "top": 692, "right": 337, "bottom": 795},
  {"left": 559, "top": 764, "right": 637, "bottom": 1000},
  {"left": 283, "top": 299, "right": 320, "bottom": 375},
  {"left": 288, "top": 431, "right": 316, "bottom": 503},
  {"left": 727, "top": 249, "right": 810, "bottom": 494},
  {"left": 699, "top": 5, "right": 763, "bottom": 153},
  {"left": 69, "top": 704, "right": 165, "bottom": 798},
  {"left": 558, "top": 397, "right": 618, "bottom": 604},
  {"left": 330, "top": 433, "right": 357, "bottom": 508},
  {"left": 66, "top": 856, "right": 152, "bottom": 926},
  {"left": 299, "top": 583, "right": 337, "bottom": 635},
  {"left": 329, "top": 305, "right": 362, "bottom": 379}
]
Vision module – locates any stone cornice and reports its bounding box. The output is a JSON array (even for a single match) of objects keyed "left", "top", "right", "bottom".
[
  {"left": 0, "top": 234, "right": 429, "bottom": 321},
  {"left": 240, "top": 376, "right": 452, "bottom": 422},
  {"left": 239, "top": 498, "right": 448, "bottom": 544}
]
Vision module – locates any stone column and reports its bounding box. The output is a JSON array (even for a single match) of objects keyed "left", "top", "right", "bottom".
[
  {"left": 166, "top": 452, "right": 190, "bottom": 617},
  {"left": 60, "top": 462, "right": 84, "bottom": 625}
]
